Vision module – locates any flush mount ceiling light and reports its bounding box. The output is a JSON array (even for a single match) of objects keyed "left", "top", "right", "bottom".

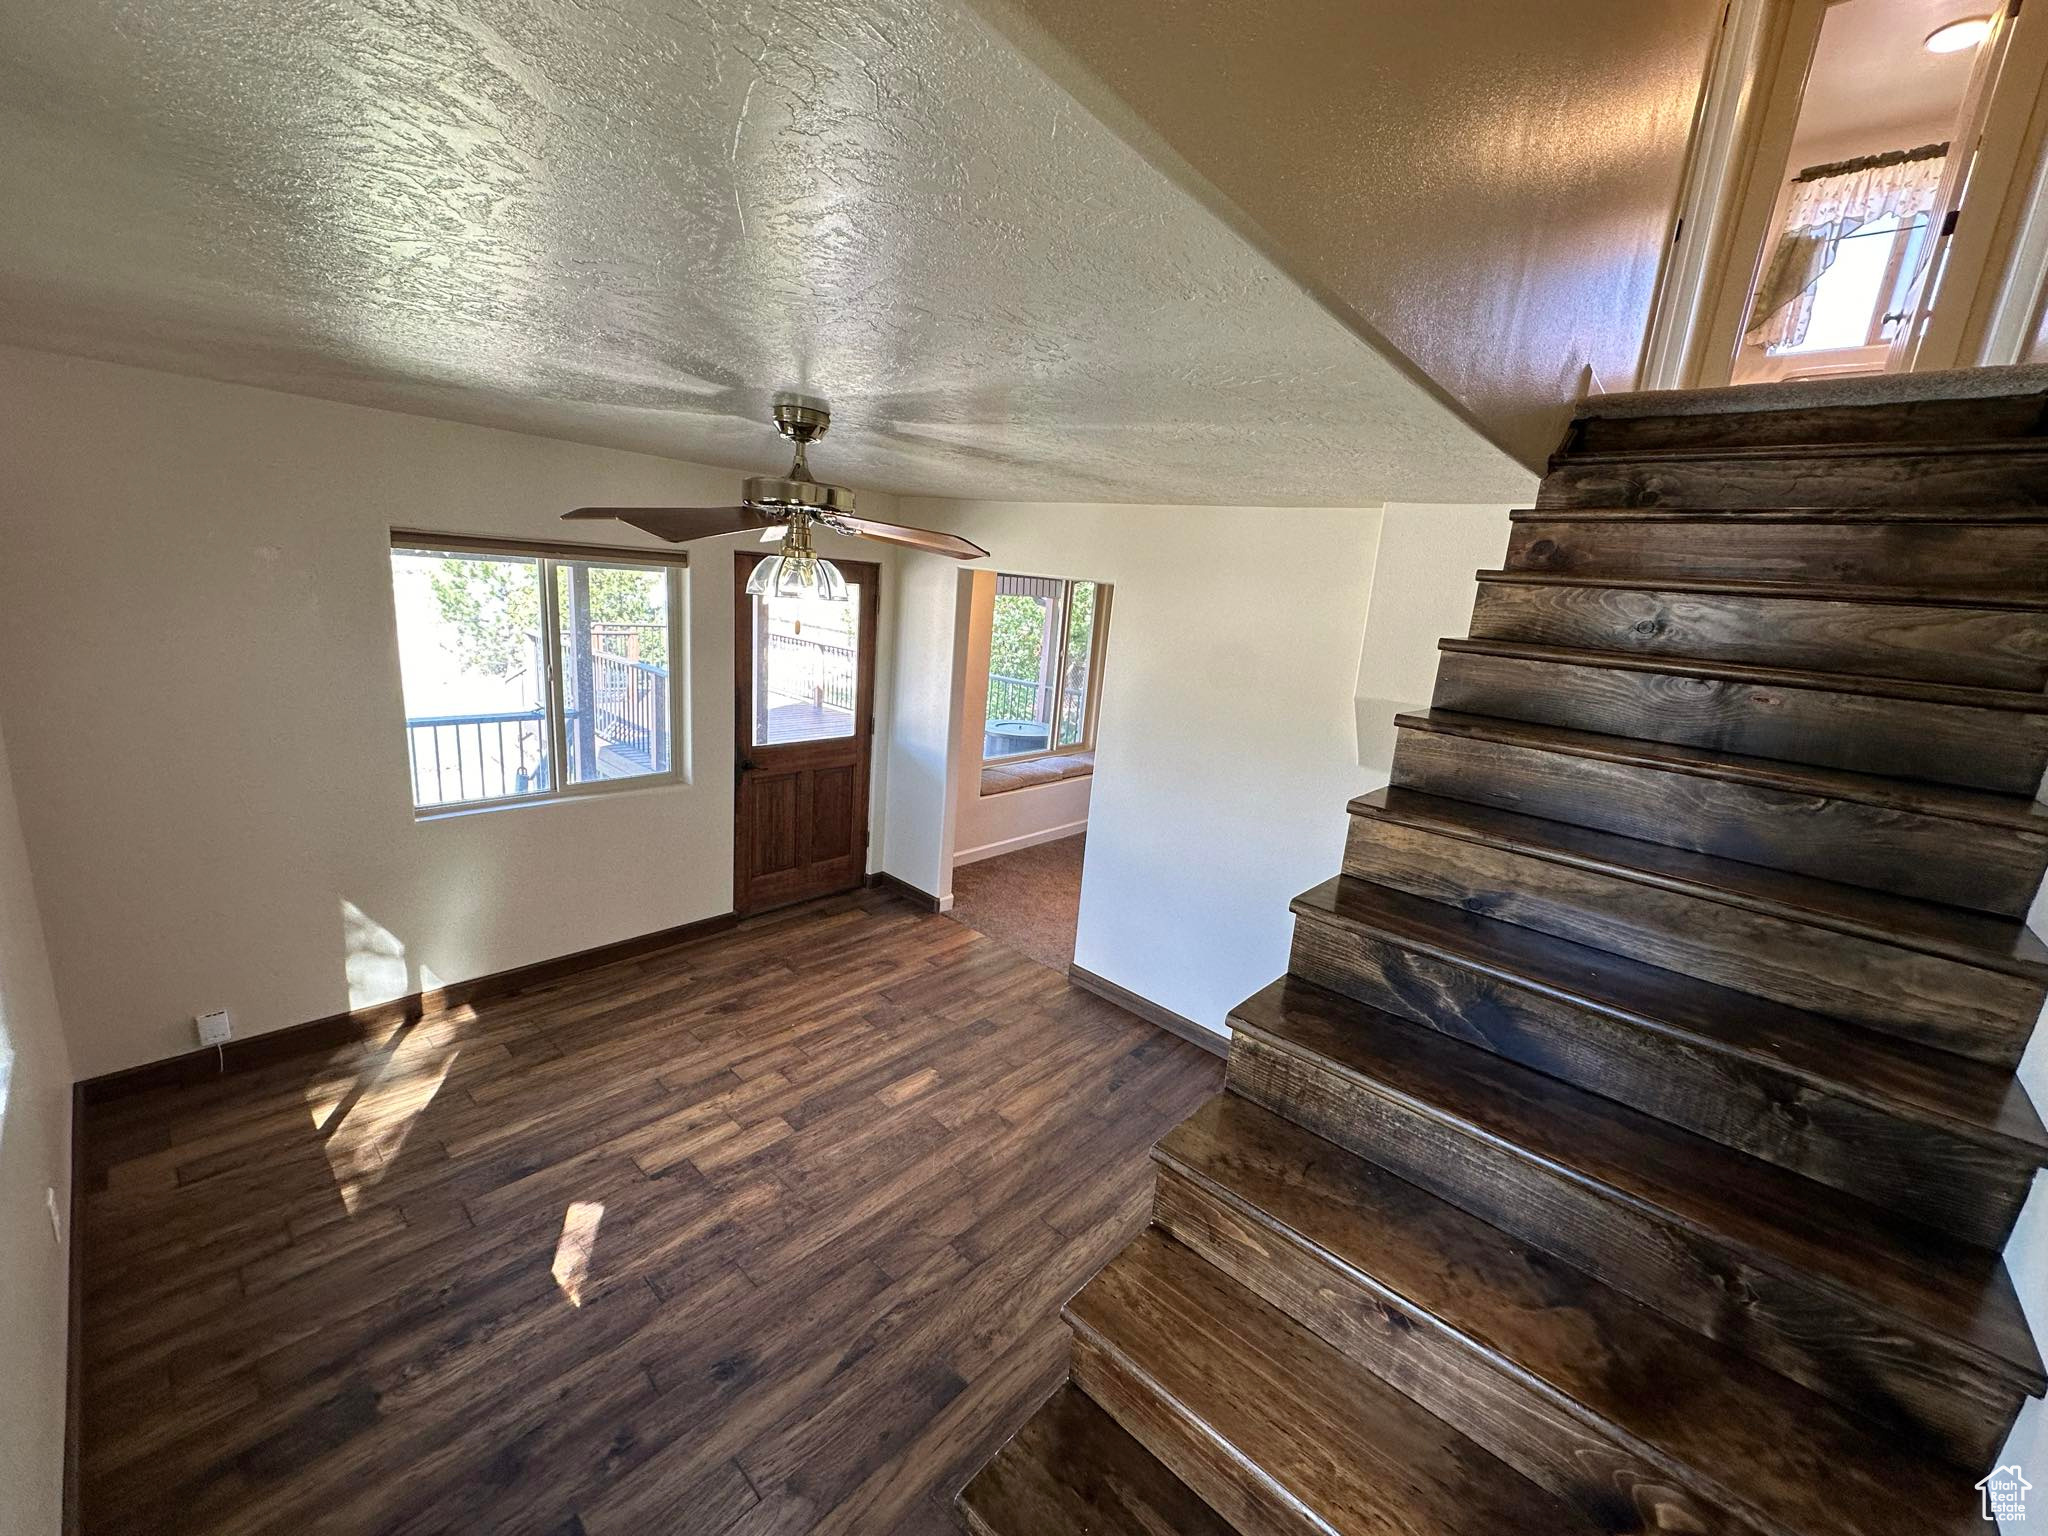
[
  {"left": 1925, "top": 15, "right": 1993, "bottom": 52},
  {"left": 562, "top": 395, "right": 987, "bottom": 604}
]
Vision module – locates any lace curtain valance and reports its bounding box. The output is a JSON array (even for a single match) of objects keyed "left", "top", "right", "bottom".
[{"left": 1746, "top": 143, "right": 1948, "bottom": 352}]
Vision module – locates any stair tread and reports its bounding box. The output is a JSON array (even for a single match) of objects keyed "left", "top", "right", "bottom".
[
  {"left": 1350, "top": 784, "right": 2048, "bottom": 978},
  {"left": 959, "top": 1382, "right": 1233, "bottom": 1536},
  {"left": 1159, "top": 1092, "right": 1978, "bottom": 1536},
  {"left": 1475, "top": 567, "right": 2048, "bottom": 610},
  {"left": 1396, "top": 708, "right": 2048, "bottom": 832},
  {"left": 1066, "top": 1226, "right": 1603, "bottom": 1534},
  {"left": 1440, "top": 635, "right": 2048, "bottom": 710},
  {"left": 1511, "top": 506, "right": 2048, "bottom": 524},
  {"left": 1233, "top": 953, "right": 2045, "bottom": 1388},
  {"left": 1558, "top": 438, "right": 2048, "bottom": 465},
  {"left": 1290, "top": 870, "right": 2048, "bottom": 1157}
]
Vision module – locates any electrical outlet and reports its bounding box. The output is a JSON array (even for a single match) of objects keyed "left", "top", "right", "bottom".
[
  {"left": 195, "top": 1009, "right": 232, "bottom": 1048},
  {"left": 45, "top": 1186, "right": 62, "bottom": 1245}
]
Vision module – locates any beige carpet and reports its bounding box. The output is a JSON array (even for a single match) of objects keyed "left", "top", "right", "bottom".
[{"left": 948, "top": 833, "right": 1085, "bottom": 972}]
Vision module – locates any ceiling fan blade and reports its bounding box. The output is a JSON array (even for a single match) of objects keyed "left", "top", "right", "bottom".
[
  {"left": 562, "top": 505, "right": 771, "bottom": 543},
  {"left": 828, "top": 514, "right": 988, "bottom": 560}
]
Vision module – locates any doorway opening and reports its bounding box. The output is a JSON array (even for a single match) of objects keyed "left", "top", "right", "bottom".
[
  {"left": 1650, "top": 0, "right": 2048, "bottom": 388},
  {"left": 943, "top": 570, "right": 1112, "bottom": 972},
  {"left": 1731, "top": 0, "right": 1984, "bottom": 384}
]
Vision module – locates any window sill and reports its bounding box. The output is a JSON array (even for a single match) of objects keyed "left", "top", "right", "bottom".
[
  {"left": 979, "top": 751, "right": 1094, "bottom": 798},
  {"left": 412, "top": 771, "right": 688, "bottom": 820}
]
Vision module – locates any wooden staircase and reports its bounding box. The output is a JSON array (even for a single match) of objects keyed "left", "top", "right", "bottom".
[{"left": 958, "top": 381, "right": 2048, "bottom": 1536}]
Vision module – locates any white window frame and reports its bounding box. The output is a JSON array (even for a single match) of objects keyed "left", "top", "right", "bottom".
[
  {"left": 980, "top": 576, "right": 1112, "bottom": 768},
  {"left": 391, "top": 531, "right": 688, "bottom": 817}
]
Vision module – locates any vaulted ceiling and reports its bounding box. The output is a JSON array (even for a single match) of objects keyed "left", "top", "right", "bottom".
[{"left": 0, "top": 0, "right": 1535, "bottom": 505}]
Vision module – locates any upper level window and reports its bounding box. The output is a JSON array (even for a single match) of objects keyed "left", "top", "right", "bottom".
[
  {"left": 390, "top": 533, "right": 684, "bottom": 812},
  {"left": 1773, "top": 210, "right": 1936, "bottom": 354},
  {"left": 982, "top": 574, "right": 1110, "bottom": 762}
]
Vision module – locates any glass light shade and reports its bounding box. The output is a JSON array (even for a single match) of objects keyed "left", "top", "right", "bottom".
[
  {"left": 1925, "top": 16, "right": 1991, "bottom": 52},
  {"left": 747, "top": 552, "right": 850, "bottom": 602}
]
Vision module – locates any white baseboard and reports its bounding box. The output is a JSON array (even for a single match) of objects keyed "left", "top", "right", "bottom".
[{"left": 952, "top": 819, "right": 1088, "bottom": 867}]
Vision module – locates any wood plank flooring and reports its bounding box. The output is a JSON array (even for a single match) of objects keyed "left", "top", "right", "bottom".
[{"left": 76, "top": 888, "right": 1221, "bottom": 1536}]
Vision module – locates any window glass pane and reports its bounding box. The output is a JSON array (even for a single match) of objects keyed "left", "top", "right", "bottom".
[
  {"left": 1878, "top": 213, "right": 1935, "bottom": 342},
  {"left": 555, "top": 562, "right": 673, "bottom": 784},
  {"left": 1056, "top": 581, "right": 1098, "bottom": 748},
  {"left": 1778, "top": 213, "right": 1900, "bottom": 354},
  {"left": 752, "top": 580, "right": 861, "bottom": 745},
  {"left": 392, "top": 551, "right": 551, "bottom": 808},
  {"left": 985, "top": 589, "right": 1057, "bottom": 759}
]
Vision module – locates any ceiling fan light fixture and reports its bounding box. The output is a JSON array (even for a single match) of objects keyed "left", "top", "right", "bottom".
[
  {"left": 1925, "top": 15, "right": 1992, "bottom": 52},
  {"left": 747, "top": 550, "right": 850, "bottom": 603}
]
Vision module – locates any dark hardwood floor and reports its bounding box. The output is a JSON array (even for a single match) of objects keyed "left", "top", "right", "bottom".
[{"left": 75, "top": 889, "right": 1221, "bottom": 1536}]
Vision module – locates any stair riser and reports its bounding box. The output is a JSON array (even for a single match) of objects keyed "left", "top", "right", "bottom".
[
  {"left": 1470, "top": 581, "right": 2048, "bottom": 690},
  {"left": 1288, "top": 910, "right": 2032, "bottom": 1246},
  {"left": 1563, "top": 397, "right": 2048, "bottom": 456},
  {"left": 1537, "top": 451, "right": 2048, "bottom": 509},
  {"left": 1151, "top": 1166, "right": 1758, "bottom": 1536},
  {"left": 1067, "top": 1330, "right": 1304, "bottom": 1536},
  {"left": 1433, "top": 650, "right": 2048, "bottom": 794},
  {"left": 1390, "top": 725, "right": 2048, "bottom": 917},
  {"left": 1225, "top": 1029, "right": 2023, "bottom": 1470},
  {"left": 1506, "top": 519, "right": 2048, "bottom": 588},
  {"left": 1339, "top": 814, "right": 2041, "bottom": 1065}
]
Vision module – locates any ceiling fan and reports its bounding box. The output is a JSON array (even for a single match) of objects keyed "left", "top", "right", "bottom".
[{"left": 564, "top": 395, "right": 987, "bottom": 602}]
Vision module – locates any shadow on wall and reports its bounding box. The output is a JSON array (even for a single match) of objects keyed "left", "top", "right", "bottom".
[{"left": 1352, "top": 505, "right": 1519, "bottom": 788}]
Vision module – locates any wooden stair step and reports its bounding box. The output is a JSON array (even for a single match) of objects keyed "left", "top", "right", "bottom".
[
  {"left": 1153, "top": 1092, "right": 1982, "bottom": 1536},
  {"left": 1469, "top": 570, "right": 2048, "bottom": 688},
  {"left": 1227, "top": 970, "right": 2044, "bottom": 1466},
  {"left": 1391, "top": 708, "right": 2048, "bottom": 917},
  {"left": 1560, "top": 391, "right": 2048, "bottom": 456},
  {"left": 1343, "top": 787, "right": 2048, "bottom": 1062},
  {"left": 1287, "top": 875, "right": 2045, "bottom": 1248},
  {"left": 1537, "top": 441, "right": 2048, "bottom": 509},
  {"left": 1064, "top": 1225, "right": 1604, "bottom": 1536},
  {"left": 1505, "top": 510, "right": 2048, "bottom": 589},
  {"left": 1433, "top": 637, "right": 2048, "bottom": 793},
  {"left": 959, "top": 1381, "right": 1233, "bottom": 1536},
  {"left": 1476, "top": 566, "right": 2048, "bottom": 608}
]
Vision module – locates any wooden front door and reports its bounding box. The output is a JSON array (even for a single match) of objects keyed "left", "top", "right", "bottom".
[{"left": 733, "top": 553, "right": 879, "bottom": 915}]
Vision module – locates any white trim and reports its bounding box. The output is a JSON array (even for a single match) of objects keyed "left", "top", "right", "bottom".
[
  {"left": 1973, "top": 28, "right": 2048, "bottom": 364},
  {"left": 952, "top": 819, "right": 1088, "bottom": 867},
  {"left": 1979, "top": 148, "right": 2048, "bottom": 362},
  {"left": 1640, "top": 0, "right": 1776, "bottom": 390}
]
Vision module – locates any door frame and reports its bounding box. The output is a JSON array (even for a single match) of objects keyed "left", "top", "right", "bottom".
[
  {"left": 1642, "top": 0, "right": 2048, "bottom": 387},
  {"left": 731, "top": 551, "right": 881, "bottom": 916}
]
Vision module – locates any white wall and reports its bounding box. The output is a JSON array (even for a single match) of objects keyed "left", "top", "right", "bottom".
[
  {"left": 0, "top": 348, "right": 898, "bottom": 1079},
  {"left": 885, "top": 498, "right": 1383, "bottom": 1038},
  {"left": 956, "top": 774, "right": 1093, "bottom": 866},
  {"left": 1999, "top": 891, "right": 2048, "bottom": 1524},
  {"left": 953, "top": 571, "right": 1094, "bottom": 866},
  {"left": 0, "top": 714, "right": 74, "bottom": 1536},
  {"left": 1353, "top": 504, "right": 1518, "bottom": 786}
]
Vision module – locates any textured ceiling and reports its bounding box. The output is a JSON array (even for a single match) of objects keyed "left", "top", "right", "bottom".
[
  {"left": 0, "top": 0, "right": 1530, "bottom": 505},
  {"left": 1791, "top": 0, "right": 1977, "bottom": 164}
]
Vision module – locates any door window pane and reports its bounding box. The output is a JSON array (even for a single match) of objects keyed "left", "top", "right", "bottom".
[
  {"left": 752, "top": 581, "right": 861, "bottom": 746},
  {"left": 392, "top": 551, "right": 551, "bottom": 808},
  {"left": 555, "top": 562, "right": 672, "bottom": 784}
]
